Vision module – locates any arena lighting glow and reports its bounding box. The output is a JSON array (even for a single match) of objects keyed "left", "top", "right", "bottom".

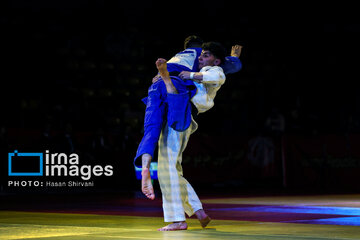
[
  {"left": 210, "top": 205, "right": 360, "bottom": 226},
  {"left": 213, "top": 205, "right": 360, "bottom": 216}
]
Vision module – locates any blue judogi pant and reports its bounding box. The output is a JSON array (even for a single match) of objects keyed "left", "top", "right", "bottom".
[{"left": 134, "top": 76, "right": 196, "bottom": 167}]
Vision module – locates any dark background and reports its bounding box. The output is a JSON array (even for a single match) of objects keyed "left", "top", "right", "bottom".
[{"left": 1, "top": 1, "right": 360, "bottom": 194}]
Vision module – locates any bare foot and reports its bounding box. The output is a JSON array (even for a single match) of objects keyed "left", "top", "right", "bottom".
[
  {"left": 155, "top": 58, "right": 177, "bottom": 94},
  {"left": 141, "top": 168, "right": 155, "bottom": 200},
  {"left": 155, "top": 58, "right": 170, "bottom": 83},
  {"left": 158, "top": 221, "right": 188, "bottom": 231},
  {"left": 195, "top": 209, "right": 211, "bottom": 228}
]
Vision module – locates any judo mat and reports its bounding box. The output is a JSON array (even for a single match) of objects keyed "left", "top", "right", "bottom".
[{"left": 1, "top": 192, "right": 360, "bottom": 239}]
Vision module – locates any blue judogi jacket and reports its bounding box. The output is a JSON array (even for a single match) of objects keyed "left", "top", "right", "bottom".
[
  {"left": 222, "top": 56, "right": 243, "bottom": 74},
  {"left": 167, "top": 47, "right": 202, "bottom": 73}
]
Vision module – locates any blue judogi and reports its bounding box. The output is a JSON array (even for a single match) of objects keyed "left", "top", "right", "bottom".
[
  {"left": 167, "top": 47, "right": 202, "bottom": 73},
  {"left": 222, "top": 56, "right": 243, "bottom": 74},
  {"left": 134, "top": 77, "right": 196, "bottom": 167}
]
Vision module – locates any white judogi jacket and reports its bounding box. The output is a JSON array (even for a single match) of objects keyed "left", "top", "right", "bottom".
[{"left": 191, "top": 66, "right": 226, "bottom": 114}]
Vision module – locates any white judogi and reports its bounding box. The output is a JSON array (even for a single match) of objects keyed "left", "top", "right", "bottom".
[
  {"left": 157, "top": 66, "right": 225, "bottom": 222},
  {"left": 191, "top": 66, "right": 226, "bottom": 113},
  {"left": 158, "top": 117, "right": 201, "bottom": 222}
]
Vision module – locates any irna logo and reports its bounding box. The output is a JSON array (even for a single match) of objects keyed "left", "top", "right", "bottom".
[{"left": 8, "top": 150, "right": 43, "bottom": 176}]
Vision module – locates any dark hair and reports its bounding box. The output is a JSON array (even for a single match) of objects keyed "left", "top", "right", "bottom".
[
  {"left": 201, "top": 41, "right": 226, "bottom": 64},
  {"left": 184, "top": 35, "right": 203, "bottom": 49}
]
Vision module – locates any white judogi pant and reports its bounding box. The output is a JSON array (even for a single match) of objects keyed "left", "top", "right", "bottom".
[{"left": 158, "top": 117, "right": 203, "bottom": 222}]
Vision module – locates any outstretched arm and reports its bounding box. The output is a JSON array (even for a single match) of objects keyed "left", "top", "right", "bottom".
[{"left": 221, "top": 44, "right": 243, "bottom": 74}]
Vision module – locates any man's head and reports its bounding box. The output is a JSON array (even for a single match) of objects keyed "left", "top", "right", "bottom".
[
  {"left": 184, "top": 35, "right": 203, "bottom": 49},
  {"left": 198, "top": 41, "right": 226, "bottom": 69}
]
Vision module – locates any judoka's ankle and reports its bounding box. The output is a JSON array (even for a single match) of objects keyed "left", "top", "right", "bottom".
[
  {"left": 141, "top": 154, "right": 152, "bottom": 171},
  {"left": 195, "top": 209, "right": 207, "bottom": 220},
  {"left": 141, "top": 167, "right": 150, "bottom": 175},
  {"left": 172, "top": 221, "right": 187, "bottom": 225}
]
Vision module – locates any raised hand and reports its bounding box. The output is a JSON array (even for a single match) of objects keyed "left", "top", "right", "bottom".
[{"left": 231, "top": 45, "right": 243, "bottom": 58}]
